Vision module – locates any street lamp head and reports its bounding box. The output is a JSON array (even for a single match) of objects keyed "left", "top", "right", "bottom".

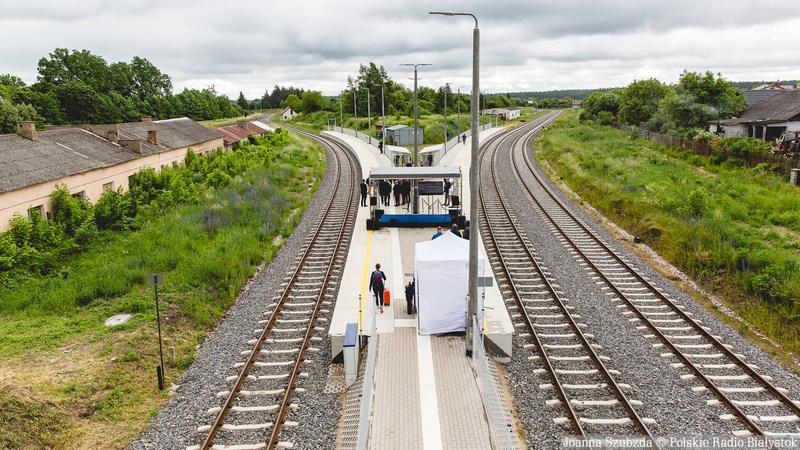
[{"left": 429, "top": 11, "right": 478, "bottom": 27}]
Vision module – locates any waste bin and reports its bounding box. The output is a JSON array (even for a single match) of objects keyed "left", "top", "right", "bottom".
[{"left": 405, "top": 281, "right": 416, "bottom": 314}]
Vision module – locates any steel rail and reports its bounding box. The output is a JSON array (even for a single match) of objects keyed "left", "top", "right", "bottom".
[
  {"left": 479, "top": 113, "right": 656, "bottom": 439},
  {"left": 513, "top": 116, "right": 800, "bottom": 435},
  {"left": 199, "top": 124, "right": 357, "bottom": 450},
  {"left": 265, "top": 124, "right": 358, "bottom": 449}
]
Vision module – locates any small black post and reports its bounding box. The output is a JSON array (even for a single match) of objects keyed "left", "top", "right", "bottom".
[
  {"left": 155, "top": 282, "right": 165, "bottom": 389},
  {"left": 148, "top": 274, "right": 165, "bottom": 391}
]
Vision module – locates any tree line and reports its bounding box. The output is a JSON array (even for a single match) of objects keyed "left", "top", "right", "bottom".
[
  {"left": 0, "top": 49, "right": 247, "bottom": 133},
  {"left": 264, "top": 62, "right": 536, "bottom": 119},
  {"left": 578, "top": 71, "right": 748, "bottom": 139}
]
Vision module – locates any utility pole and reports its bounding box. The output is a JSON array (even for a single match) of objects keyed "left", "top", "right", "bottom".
[
  {"left": 366, "top": 89, "right": 371, "bottom": 140},
  {"left": 457, "top": 85, "right": 465, "bottom": 138},
  {"left": 353, "top": 88, "right": 358, "bottom": 136},
  {"left": 443, "top": 83, "right": 448, "bottom": 153},
  {"left": 430, "top": 11, "right": 480, "bottom": 356},
  {"left": 400, "top": 63, "right": 431, "bottom": 213},
  {"left": 381, "top": 84, "right": 386, "bottom": 152}
]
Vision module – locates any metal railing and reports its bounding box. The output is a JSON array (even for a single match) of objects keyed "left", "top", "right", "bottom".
[
  {"left": 354, "top": 307, "right": 379, "bottom": 449},
  {"left": 472, "top": 315, "right": 517, "bottom": 450}
]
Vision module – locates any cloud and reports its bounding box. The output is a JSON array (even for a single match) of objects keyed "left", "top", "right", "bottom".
[{"left": 0, "top": 0, "right": 799, "bottom": 97}]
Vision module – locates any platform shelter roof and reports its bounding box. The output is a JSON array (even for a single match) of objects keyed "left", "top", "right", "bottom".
[{"left": 368, "top": 166, "right": 460, "bottom": 180}]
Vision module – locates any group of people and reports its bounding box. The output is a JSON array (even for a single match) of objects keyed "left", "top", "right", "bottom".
[
  {"left": 359, "top": 179, "right": 412, "bottom": 208},
  {"left": 431, "top": 221, "right": 470, "bottom": 240},
  {"left": 443, "top": 178, "right": 458, "bottom": 206}
]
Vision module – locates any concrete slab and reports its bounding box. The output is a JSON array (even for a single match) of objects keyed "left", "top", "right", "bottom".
[{"left": 104, "top": 313, "right": 133, "bottom": 327}]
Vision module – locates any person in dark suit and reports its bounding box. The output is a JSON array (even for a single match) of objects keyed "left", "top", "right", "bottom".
[
  {"left": 450, "top": 223, "right": 462, "bottom": 238},
  {"left": 360, "top": 180, "right": 368, "bottom": 207}
]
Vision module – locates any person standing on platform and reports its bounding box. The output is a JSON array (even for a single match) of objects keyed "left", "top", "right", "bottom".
[
  {"left": 462, "top": 220, "right": 470, "bottom": 240},
  {"left": 393, "top": 180, "right": 402, "bottom": 206},
  {"left": 378, "top": 141, "right": 384, "bottom": 154},
  {"left": 404, "top": 180, "right": 411, "bottom": 205},
  {"left": 450, "top": 223, "right": 463, "bottom": 238},
  {"left": 431, "top": 226, "right": 444, "bottom": 240},
  {"left": 448, "top": 180, "right": 457, "bottom": 206},
  {"left": 369, "top": 263, "right": 387, "bottom": 313},
  {"left": 360, "top": 180, "right": 368, "bottom": 207},
  {"left": 462, "top": 134, "right": 467, "bottom": 145},
  {"left": 443, "top": 178, "right": 451, "bottom": 206}
]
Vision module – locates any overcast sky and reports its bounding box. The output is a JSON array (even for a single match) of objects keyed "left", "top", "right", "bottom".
[{"left": 2, "top": 0, "right": 800, "bottom": 98}]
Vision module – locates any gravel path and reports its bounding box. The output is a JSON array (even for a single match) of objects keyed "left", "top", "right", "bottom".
[
  {"left": 130, "top": 138, "right": 358, "bottom": 450},
  {"left": 489, "top": 122, "right": 800, "bottom": 447}
]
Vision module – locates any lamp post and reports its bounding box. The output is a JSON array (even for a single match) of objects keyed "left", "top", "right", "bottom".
[
  {"left": 363, "top": 88, "right": 372, "bottom": 140},
  {"left": 443, "top": 83, "right": 448, "bottom": 153},
  {"left": 430, "top": 11, "right": 479, "bottom": 356},
  {"left": 400, "top": 62, "right": 432, "bottom": 213},
  {"left": 353, "top": 88, "right": 358, "bottom": 136},
  {"left": 456, "top": 85, "right": 465, "bottom": 138},
  {"left": 381, "top": 84, "right": 386, "bottom": 153}
]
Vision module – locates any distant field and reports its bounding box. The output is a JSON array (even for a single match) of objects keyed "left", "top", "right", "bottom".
[{"left": 536, "top": 110, "right": 800, "bottom": 360}]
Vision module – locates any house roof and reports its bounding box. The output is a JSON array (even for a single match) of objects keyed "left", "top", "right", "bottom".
[
  {"left": 214, "top": 121, "right": 273, "bottom": 145},
  {"left": 119, "top": 117, "right": 221, "bottom": 154},
  {"left": 725, "top": 90, "right": 800, "bottom": 125},
  {"left": 386, "top": 125, "right": 412, "bottom": 131},
  {"left": 0, "top": 128, "right": 138, "bottom": 193}
]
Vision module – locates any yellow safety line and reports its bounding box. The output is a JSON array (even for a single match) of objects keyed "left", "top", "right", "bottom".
[{"left": 358, "top": 229, "right": 374, "bottom": 333}]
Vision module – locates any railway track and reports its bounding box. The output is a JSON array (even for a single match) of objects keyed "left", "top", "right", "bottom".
[
  {"left": 508, "top": 112, "right": 800, "bottom": 437},
  {"left": 479, "top": 112, "right": 657, "bottom": 439},
  {"left": 191, "top": 125, "right": 358, "bottom": 450}
]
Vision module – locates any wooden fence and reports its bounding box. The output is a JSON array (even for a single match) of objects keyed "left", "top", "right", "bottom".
[{"left": 619, "top": 125, "right": 800, "bottom": 176}]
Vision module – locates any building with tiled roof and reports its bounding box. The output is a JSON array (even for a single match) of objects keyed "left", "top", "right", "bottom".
[
  {"left": 0, "top": 117, "right": 223, "bottom": 230},
  {"left": 712, "top": 90, "right": 800, "bottom": 140}
]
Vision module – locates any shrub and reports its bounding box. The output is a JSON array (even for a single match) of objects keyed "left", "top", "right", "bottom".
[
  {"left": 94, "top": 188, "right": 133, "bottom": 231},
  {"left": 711, "top": 137, "right": 771, "bottom": 163}
]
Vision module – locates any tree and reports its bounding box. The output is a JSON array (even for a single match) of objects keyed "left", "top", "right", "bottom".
[
  {"left": 658, "top": 71, "right": 747, "bottom": 133},
  {"left": 237, "top": 92, "right": 248, "bottom": 111},
  {"left": 56, "top": 80, "right": 100, "bottom": 123},
  {"left": 283, "top": 93, "right": 302, "bottom": 112},
  {"left": 300, "top": 91, "right": 327, "bottom": 113},
  {"left": 581, "top": 91, "right": 621, "bottom": 122},
  {"left": 0, "top": 100, "right": 41, "bottom": 133},
  {"left": 618, "top": 78, "right": 670, "bottom": 125},
  {"left": 129, "top": 56, "right": 172, "bottom": 100}
]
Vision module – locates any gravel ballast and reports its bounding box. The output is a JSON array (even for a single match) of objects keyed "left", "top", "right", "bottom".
[
  {"left": 486, "top": 120, "right": 800, "bottom": 447},
  {"left": 130, "top": 138, "right": 359, "bottom": 450}
]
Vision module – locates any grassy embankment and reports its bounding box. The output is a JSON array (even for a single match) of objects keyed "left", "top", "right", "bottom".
[
  {"left": 0, "top": 132, "right": 324, "bottom": 449},
  {"left": 536, "top": 110, "right": 800, "bottom": 360},
  {"left": 280, "top": 107, "right": 542, "bottom": 146}
]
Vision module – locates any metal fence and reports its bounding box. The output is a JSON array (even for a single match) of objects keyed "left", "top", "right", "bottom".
[{"left": 472, "top": 315, "right": 517, "bottom": 450}]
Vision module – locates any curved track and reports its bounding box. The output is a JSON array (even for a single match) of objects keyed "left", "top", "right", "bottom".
[
  {"left": 509, "top": 113, "right": 800, "bottom": 437},
  {"left": 479, "top": 113, "right": 657, "bottom": 439},
  {"left": 192, "top": 124, "right": 359, "bottom": 450}
]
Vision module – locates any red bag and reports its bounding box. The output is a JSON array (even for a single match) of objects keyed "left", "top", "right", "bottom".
[{"left": 383, "top": 289, "right": 391, "bottom": 306}]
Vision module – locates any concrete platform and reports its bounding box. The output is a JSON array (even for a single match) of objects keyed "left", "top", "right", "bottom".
[
  {"left": 328, "top": 127, "right": 513, "bottom": 359},
  {"left": 437, "top": 127, "right": 515, "bottom": 359},
  {"left": 327, "top": 127, "right": 519, "bottom": 449}
]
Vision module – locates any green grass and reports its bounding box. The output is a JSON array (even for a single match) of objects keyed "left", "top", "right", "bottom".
[
  {"left": 0, "top": 133, "right": 324, "bottom": 448},
  {"left": 0, "top": 389, "right": 71, "bottom": 449},
  {"left": 537, "top": 110, "right": 800, "bottom": 354}
]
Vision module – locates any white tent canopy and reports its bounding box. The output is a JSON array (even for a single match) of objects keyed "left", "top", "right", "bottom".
[{"left": 414, "top": 232, "right": 486, "bottom": 335}]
